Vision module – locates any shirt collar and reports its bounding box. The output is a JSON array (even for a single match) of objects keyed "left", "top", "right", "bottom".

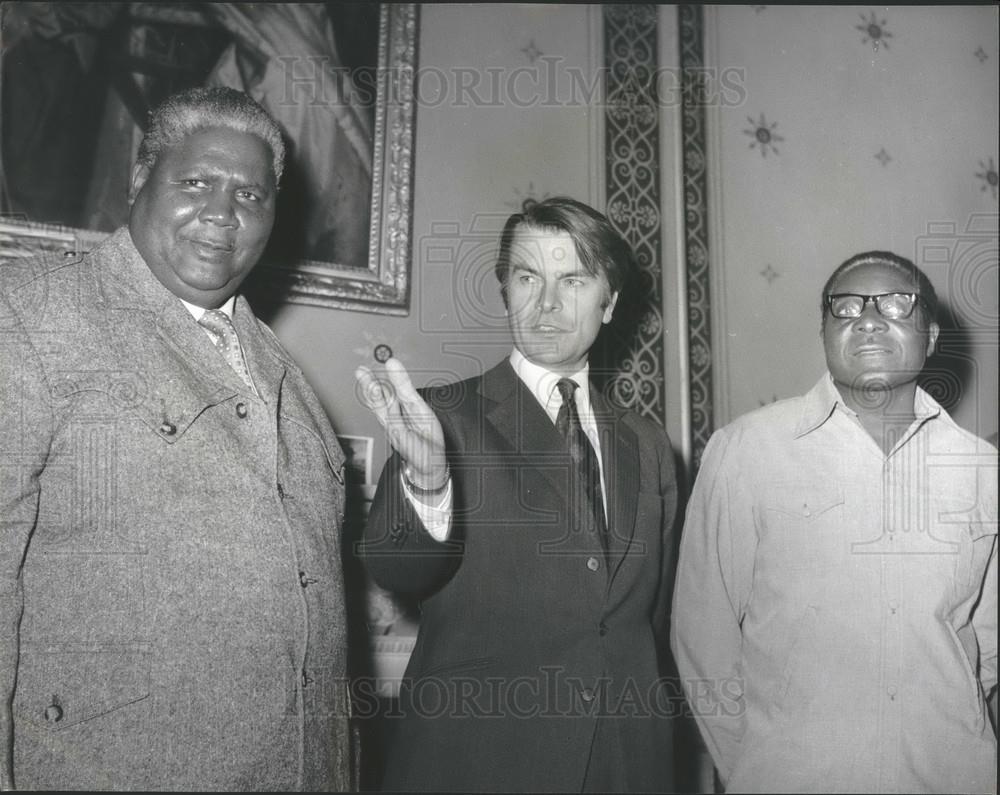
[
  {"left": 179, "top": 296, "right": 236, "bottom": 321},
  {"left": 794, "top": 371, "right": 942, "bottom": 438},
  {"left": 509, "top": 348, "right": 591, "bottom": 416}
]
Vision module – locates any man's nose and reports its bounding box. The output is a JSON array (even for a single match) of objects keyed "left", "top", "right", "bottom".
[
  {"left": 853, "top": 301, "right": 888, "bottom": 332},
  {"left": 538, "top": 281, "right": 562, "bottom": 312},
  {"left": 199, "top": 191, "right": 238, "bottom": 227}
]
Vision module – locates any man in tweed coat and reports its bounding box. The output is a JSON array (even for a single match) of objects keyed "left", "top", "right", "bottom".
[{"left": 0, "top": 88, "right": 352, "bottom": 790}]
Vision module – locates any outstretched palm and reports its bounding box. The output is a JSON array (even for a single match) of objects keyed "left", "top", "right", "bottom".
[{"left": 355, "top": 357, "right": 447, "bottom": 489}]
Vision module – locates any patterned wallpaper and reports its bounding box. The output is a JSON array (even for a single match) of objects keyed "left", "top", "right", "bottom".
[{"left": 706, "top": 5, "right": 998, "bottom": 441}]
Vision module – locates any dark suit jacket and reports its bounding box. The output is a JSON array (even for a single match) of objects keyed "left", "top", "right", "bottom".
[
  {"left": 363, "top": 359, "right": 678, "bottom": 792},
  {"left": 0, "top": 229, "right": 351, "bottom": 790}
]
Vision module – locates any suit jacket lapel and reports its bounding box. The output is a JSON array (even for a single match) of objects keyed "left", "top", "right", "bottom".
[
  {"left": 480, "top": 359, "right": 570, "bottom": 499},
  {"left": 592, "top": 387, "right": 640, "bottom": 583}
]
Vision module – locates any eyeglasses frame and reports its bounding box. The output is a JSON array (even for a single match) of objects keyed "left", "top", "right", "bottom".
[{"left": 824, "top": 292, "right": 925, "bottom": 320}]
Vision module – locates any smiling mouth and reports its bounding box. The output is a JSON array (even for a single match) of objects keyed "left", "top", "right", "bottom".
[
  {"left": 854, "top": 346, "right": 892, "bottom": 356},
  {"left": 189, "top": 239, "right": 235, "bottom": 254}
]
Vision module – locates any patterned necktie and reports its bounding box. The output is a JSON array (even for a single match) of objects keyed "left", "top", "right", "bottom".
[
  {"left": 555, "top": 378, "right": 608, "bottom": 553},
  {"left": 198, "top": 309, "right": 257, "bottom": 393}
]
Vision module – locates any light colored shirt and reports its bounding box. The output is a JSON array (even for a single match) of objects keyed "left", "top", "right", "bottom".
[
  {"left": 407, "top": 349, "right": 608, "bottom": 541},
  {"left": 180, "top": 295, "right": 236, "bottom": 323},
  {"left": 671, "top": 373, "right": 998, "bottom": 794}
]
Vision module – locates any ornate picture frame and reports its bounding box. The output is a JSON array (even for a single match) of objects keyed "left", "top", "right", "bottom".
[{"left": 256, "top": 4, "right": 418, "bottom": 315}]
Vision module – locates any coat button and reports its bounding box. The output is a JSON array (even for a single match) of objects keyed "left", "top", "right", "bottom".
[
  {"left": 586, "top": 556, "right": 600, "bottom": 572},
  {"left": 159, "top": 421, "right": 176, "bottom": 436},
  {"left": 235, "top": 402, "right": 248, "bottom": 418},
  {"left": 299, "top": 571, "right": 317, "bottom": 588},
  {"left": 44, "top": 702, "right": 63, "bottom": 723}
]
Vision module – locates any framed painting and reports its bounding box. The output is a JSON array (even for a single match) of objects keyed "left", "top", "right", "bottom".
[{"left": 0, "top": 3, "right": 418, "bottom": 315}]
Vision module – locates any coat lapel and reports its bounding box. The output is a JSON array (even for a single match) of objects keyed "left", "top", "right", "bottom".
[
  {"left": 93, "top": 228, "right": 240, "bottom": 441},
  {"left": 232, "top": 295, "right": 288, "bottom": 408},
  {"left": 592, "top": 387, "right": 640, "bottom": 584},
  {"left": 480, "top": 360, "right": 571, "bottom": 499}
]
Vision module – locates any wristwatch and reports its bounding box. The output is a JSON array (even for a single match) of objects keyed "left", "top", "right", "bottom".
[{"left": 403, "top": 465, "right": 449, "bottom": 496}]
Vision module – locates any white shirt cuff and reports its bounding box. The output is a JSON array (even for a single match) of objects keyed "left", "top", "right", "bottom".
[{"left": 400, "top": 471, "right": 453, "bottom": 542}]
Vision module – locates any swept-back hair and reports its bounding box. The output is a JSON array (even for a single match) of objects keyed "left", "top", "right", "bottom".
[
  {"left": 136, "top": 87, "right": 285, "bottom": 182},
  {"left": 494, "top": 197, "right": 634, "bottom": 307}
]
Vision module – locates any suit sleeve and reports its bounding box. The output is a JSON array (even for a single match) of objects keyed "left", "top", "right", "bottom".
[
  {"left": 650, "top": 428, "right": 680, "bottom": 663},
  {"left": 0, "top": 303, "right": 52, "bottom": 786},
  {"left": 670, "top": 427, "right": 755, "bottom": 786},
  {"left": 361, "top": 448, "right": 463, "bottom": 600}
]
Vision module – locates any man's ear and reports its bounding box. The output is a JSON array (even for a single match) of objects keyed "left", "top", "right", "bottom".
[
  {"left": 602, "top": 291, "right": 619, "bottom": 324},
  {"left": 926, "top": 321, "right": 940, "bottom": 358},
  {"left": 127, "top": 162, "right": 151, "bottom": 205}
]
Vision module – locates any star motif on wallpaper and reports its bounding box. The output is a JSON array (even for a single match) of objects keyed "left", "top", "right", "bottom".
[
  {"left": 874, "top": 148, "right": 892, "bottom": 167},
  {"left": 974, "top": 46, "right": 988, "bottom": 63},
  {"left": 743, "top": 113, "right": 784, "bottom": 157},
  {"left": 520, "top": 38, "right": 543, "bottom": 64},
  {"left": 976, "top": 158, "right": 998, "bottom": 199},
  {"left": 856, "top": 11, "right": 892, "bottom": 52},
  {"left": 760, "top": 264, "right": 781, "bottom": 284},
  {"left": 505, "top": 182, "right": 550, "bottom": 211}
]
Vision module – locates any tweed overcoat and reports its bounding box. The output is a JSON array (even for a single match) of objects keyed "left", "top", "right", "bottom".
[
  {"left": 0, "top": 229, "right": 352, "bottom": 790},
  {"left": 362, "top": 359, "right": 678, "bottom": 792}
]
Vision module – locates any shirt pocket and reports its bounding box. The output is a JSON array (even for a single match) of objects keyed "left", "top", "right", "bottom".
[
  {"left": 954, "top": 527, "right": 996, "bottom": 601},
  {"left": 928, "top": 500, "right": 997, "bottom": 601},
  {"left": 758, "top": 485, "right": 845, "bottom": 571}
]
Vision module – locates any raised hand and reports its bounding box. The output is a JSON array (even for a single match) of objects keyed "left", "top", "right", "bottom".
[{"left": 355, "top": 357, "right": 448, "bottom": 490}]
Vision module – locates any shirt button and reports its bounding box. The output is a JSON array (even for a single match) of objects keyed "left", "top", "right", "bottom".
[
  {"left": 44, "top": 702, "right": 63, "bottom": 723},
  {"left": 586, "top": 556, "right": 600, "bottom": 572},
  {"left": 235, "top": 402, "right": 248, "bottom": 418},
  {"left": 159, "top": 421, "right": 176, "bottom": 436},
  {"left": 581, "top": 688, "right": 595, "bottom": 702}
]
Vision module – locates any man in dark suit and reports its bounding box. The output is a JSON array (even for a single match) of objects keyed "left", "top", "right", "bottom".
[
  {"left": 356, "top": 197, "right": 678, "bottom": 792},
  {"left": 1, "top": 87, "right": 351, "bottom": 790}
]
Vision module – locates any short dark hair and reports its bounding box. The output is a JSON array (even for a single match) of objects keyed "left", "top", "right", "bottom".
[
  {"left": 821, "top": 250, "right": 938, "bottom": 321},
  {"left": 494, "top": 196, "right": 634, "bottom": 307},
  {"left": 136, "top": 87, "right": 285, "bottom": 182}
]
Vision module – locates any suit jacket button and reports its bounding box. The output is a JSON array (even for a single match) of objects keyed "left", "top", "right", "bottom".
[
  {"left": 581, "top": 688, "right": 595, "bottom": 702},
  {"left": 586, "top": 556, "right": 600, "bottom": 572},
  {"left": 44, "top": 702, "right": 63, "bottom": 723},
  {"left": 236, "top": 402, "right": 248, "bottom": 418},
  {"left": 159, "top": 421, "right": 176, "bottom": 436},
  {"left": 599, "top": 622, "right": 608, "bottom": 636}
]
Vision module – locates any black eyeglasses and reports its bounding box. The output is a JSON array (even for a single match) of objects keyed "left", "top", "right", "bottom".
[{"left": 825, "top": 292, "right": 923, "bottom": 320}]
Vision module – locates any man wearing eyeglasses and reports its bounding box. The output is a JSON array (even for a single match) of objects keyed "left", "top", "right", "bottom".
[{"left": 672, "top": 251, "right": 997, "bottom": 793}]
